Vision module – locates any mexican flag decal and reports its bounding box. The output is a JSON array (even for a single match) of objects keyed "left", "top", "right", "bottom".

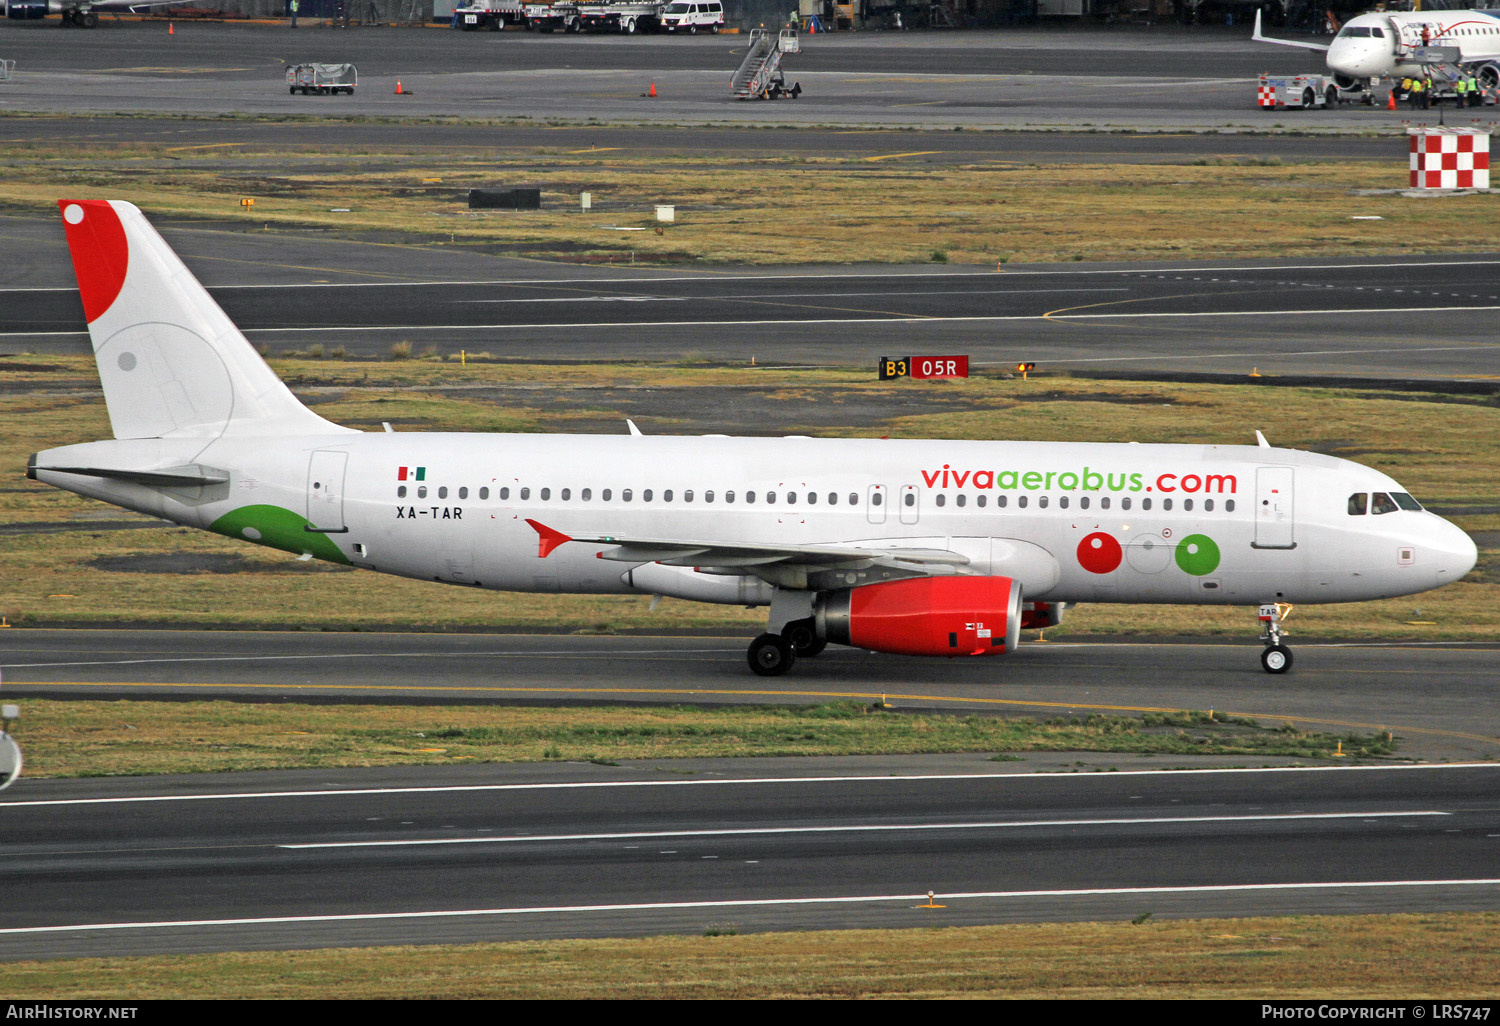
[{"left": 397, "top": 467, "right": 426, "bottom": 481}]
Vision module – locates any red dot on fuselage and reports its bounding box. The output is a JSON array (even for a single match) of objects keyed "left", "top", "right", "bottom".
[{"left": 1077, "top": 532, "right": 1122, "bottom": 574}]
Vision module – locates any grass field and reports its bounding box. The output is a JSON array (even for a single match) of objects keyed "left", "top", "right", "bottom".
[
  {"left": 3, "top": 142, "right": 1500, "bottom": 265},
  {"left": 4, "top": 913, "right": 1496, "bottom": 999},
  {"left": 1, "top": 358, "right": 1494, "bottom": 638},
  {"left": 6, "top": 700, "right": 1397, "bottom": 778}
]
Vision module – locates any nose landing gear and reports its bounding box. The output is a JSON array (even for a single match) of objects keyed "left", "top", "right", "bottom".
[{"left": 1258, "top": 602, "right": 1294, "bottom": 674}]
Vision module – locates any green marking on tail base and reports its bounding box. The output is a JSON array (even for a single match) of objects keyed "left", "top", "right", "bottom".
[{"left": 209, "top": 504, "right": 350, "bottom": 564}]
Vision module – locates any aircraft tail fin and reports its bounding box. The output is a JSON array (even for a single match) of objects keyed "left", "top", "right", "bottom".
[
  {"left": 1252, "top": 10, "right": 1331, "bottom": 52},
  {"left": 57, "top": 199, "right": 352, "bottom": 441}
]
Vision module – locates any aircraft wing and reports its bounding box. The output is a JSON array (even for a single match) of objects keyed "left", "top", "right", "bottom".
[
  {"left": 525, "top": 518, "right": 968, "bottom": 588},
  {"left": 1252, "top": 10, "right": 1331, "bottom": 52}
]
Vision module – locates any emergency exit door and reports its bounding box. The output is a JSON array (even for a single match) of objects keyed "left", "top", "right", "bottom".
[
  {"left": 1253, "top": 466, "right": 1295, "bottom": 549},
  {"left": 306, "top": 450, "right": 349, "bottom": 532}
]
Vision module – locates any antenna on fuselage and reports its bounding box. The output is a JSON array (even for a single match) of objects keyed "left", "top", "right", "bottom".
[
  {"left": 627, "top": 420, "right": 643, "bottom": 436},
  {"left": 1255, "top": 430, "right": 1271, "bottom": 448}
]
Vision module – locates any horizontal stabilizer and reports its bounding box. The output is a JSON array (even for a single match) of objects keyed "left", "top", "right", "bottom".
[{"left": 27, "top": 458, "right": 229, "bottom": 488}]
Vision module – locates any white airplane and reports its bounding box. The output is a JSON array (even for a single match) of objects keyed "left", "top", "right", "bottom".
[
  {"left": 1255, "top": 8, "right": 1500, "bottom": 93},
  {"left": 30, "top": 200, "right": 1478, "bottom": 676},
  {"left": 3, "top": 0, "right": 183, "bottom": 29}
]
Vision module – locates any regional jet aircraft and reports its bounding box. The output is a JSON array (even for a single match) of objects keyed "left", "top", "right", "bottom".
[
  {"left": 1254, "top": 8, "right": 1500, "bottom": 95},
  {"left": 30, "top": 201, "right": 1478, "bottom": 675}
]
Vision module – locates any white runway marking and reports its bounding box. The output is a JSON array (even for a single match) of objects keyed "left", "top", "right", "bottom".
[
  {"left": 2, "top": 763, "right": 1494, "bottom": 809},
  {"left": 279, "top": 811, "right": 1451, "bottom": 850},
  {"left": 3, "top": 879, "right": 1498, "bottom": 936}
]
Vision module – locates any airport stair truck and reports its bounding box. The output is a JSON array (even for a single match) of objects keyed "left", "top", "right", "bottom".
[{"left": 732, "top": 27, "right": 802, "bottom": 100}]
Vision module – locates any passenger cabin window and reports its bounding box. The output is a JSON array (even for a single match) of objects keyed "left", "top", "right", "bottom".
[
  {"left": 480, "top": 487, "right": 489, "bottom": 499},
  {"left": 1348, "top": 492, "right": 1368, "bottom": 516},
  {"left": 397, "top": 485, "right": 407, "bottom": 498},
  {"left": 519, "top": 487, "right": 529, "bottom": 500}
]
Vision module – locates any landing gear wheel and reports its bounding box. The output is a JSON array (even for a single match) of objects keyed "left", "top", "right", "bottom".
[
  {"left": 784, "top": 619, "right": 826, "bottom": 658},
  {"left": 747, "top": 633, "right": 796, "bottom": 676},
  {"left": 1261, "top": 644, "right": 1293, "bottom": 674},
  {"left": 81, "top": 10, "right": 97, "bottom": 27}
]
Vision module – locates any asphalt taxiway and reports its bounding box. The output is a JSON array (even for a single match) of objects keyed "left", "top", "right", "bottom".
[
  {"left": 1, "top": 758, "right": 1497, "bottom": 958},
  {"left": 4, "top": 210, "right": 1499, "bottom": 379},
  {"left": 4, "top": 629, "right": 1498, "bottom": 761},
  {"left": 0, "top": 22, "right": 1461, "bottom": 130}
]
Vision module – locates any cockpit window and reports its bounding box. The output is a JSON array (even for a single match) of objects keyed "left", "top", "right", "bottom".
[
  {"left": 1371, "top": 27, "right": 1386, "bottom": 37},
  {"left": 1337, "top": 25, "right": 1370, "bottom": 37},
  {"left": 1348, "top": 492, "right": 1368, "bottom": 515},
  {"left": 1391, "top": 491, "right": 1423, "bottom": 511},
  {"left": 1371, "top": 491, "right": 1399, "bottom": 515}
]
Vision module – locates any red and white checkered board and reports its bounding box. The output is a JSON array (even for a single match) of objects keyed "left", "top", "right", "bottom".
[
  {"left": 1257, "top": 84, "right": 1277, "bottom": 107},
  {"left": 1408, "top": 129, "right": 1491, "bottom": 189}
]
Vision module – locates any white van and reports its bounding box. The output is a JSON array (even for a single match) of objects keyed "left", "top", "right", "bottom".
[{"left": 660, "top": 0, "right": 724, "bottom": 32}]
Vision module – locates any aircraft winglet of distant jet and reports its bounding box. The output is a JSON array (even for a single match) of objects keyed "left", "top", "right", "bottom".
[
  {"left": 3, "top": 0, "right": 184, "bottom": 29},
  {"left": 1255, "top": 8, "right": 1500, "bottom": 94},
  {"left": 29, "top": 201, "right": 1477, "bottom": 676}
]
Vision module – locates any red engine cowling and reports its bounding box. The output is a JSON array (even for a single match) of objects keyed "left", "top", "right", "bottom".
[{"left": 816, "top": 576, "right": 1023, "bottom": 657}]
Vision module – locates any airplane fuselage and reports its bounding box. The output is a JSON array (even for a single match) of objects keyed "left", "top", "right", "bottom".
[
  {"left": 1327, "top": 10, "right": 1500, "bottom": 81},
  {"left": 33, "top": 432, "right": 1477, "bottom": 608}
]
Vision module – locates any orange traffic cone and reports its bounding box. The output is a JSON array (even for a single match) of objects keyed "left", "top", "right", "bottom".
[
  {"left": 395, "top": 79, "right": 403, "bottom": 95},
  {"left": 1388, "top": 90, "right": 1397, "bottom": 110},
  {"left": 168, "top": 21, "right": 174, "bottom": 34},
  {"left": 649, "top": 81, "right": 657, "bottom": 97}
]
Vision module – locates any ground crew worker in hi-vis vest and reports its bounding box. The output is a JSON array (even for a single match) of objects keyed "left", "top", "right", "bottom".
[
  {"left": 291, "top": 0, "right": 299, "bottom": 27},
  {"left": 1409, "top": 76, "right": 1425, "bottom": 108}
]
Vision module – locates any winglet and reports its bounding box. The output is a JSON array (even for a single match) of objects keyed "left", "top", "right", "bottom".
[{"left": 525, "top": 519, "right": 572, "bottom": 558}]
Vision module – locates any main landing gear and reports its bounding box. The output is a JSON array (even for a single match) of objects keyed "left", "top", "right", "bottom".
[
  {"left": 1258, "top": 602, "right": 1294, "bottom": 674},
  {"left": 747, "top": 617, "right": 824, "bottom": 676}
]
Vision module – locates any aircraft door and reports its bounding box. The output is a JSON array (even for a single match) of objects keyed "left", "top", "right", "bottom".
[
  {"left": 1253, "top": 466, "right": 1295, "bottom": 549},
  {"left": 867, "top": 483, "right": 887, "bottom": 524},
  {"left": 306, "top": 450, "right": 349, "bottom": 532},
  {"left": 899, "top": 484, "right": 920, "bottom": 525}
]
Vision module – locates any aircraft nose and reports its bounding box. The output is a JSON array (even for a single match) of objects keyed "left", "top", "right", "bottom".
[{"left": 1430, "top": 517, "right": 1479, "bottom": 583}]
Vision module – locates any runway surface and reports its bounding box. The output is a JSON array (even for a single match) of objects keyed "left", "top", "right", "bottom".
[
  {"left": 0, "top": 22, "right": 1471, "bottom": 130},
  {"left": 4, "top": 629, "right": 1499, "bottom": 761},
  {"left": 1, "top": 758, "right": 1497, "bottom": 958},
  {"left": 4, "top": 210, "right": 1498, "bottom": 379}
]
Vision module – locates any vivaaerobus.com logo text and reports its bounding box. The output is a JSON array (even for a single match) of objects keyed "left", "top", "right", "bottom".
[{"left": 921, "top": 464, "right": 1239, "bottom": 495}]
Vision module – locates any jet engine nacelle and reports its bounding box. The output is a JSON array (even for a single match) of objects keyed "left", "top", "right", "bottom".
[
  {"left": 816, "top": 575, "right": 1022, "bottom": 657},
  {"left": 1479, "top": 63, "right": 1500, "bottom": 90}
]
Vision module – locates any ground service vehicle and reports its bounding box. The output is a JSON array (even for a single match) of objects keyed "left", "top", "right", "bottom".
[
  {"left": 578, "top": 1, "right": 665, "bottom": 33},
  {"left": 523, "top": 1, "right": 582, "bottom": 30},
  {"left": 659, "top": 0, "right": 723, "bottom": 32},
  {"left": 1256, "top": 72, "right": 1338, "bottom": 108},
  {"left": 286, "top": 64, "right": 357, "bottom": 96},
  {"left": 454, "top": 0, "right": 526, "bottom": 29}
]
